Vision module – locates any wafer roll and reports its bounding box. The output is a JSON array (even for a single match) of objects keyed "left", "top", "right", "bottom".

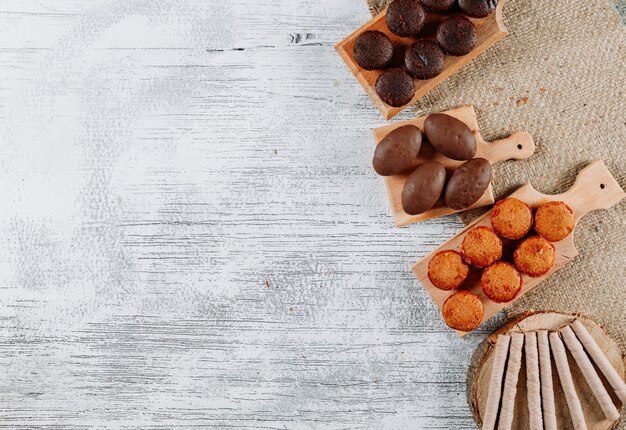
[
  {"left": 497, "top": 332, "right": 524, "bottom": 430},
  {"left": 550, "top": 332, "right": 587, "bottom": 430},
  {"left": 537, "top": 330, "right": 557, "bottom": 430},
  {"left": 560, "top": 325, "right": 620, "bottom": 421},
  {"left": 571, "top": 319, "right": 626, "bottom": 404},
  {"left": 525, "top": 332, "right": 543, "bottom": 430},
  {"left": 482, "top": 334, "right": 511, "bottom": 430}
]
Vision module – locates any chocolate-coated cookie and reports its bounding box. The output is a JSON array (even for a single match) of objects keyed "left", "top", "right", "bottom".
[
  {"left": 420, "top": 0, "right": 456, "bottom": 11},
  {"left": 459, "top": 0, "right": 497, "bottom": 18},
  {"left": 405, "top": 40, "right": 445, "bottom": 79},
  {"left": 352, "top": 30, "right": 394, "bottom": 70},
  {"left": 386, "top": 0, "right": 426, "bottom": 37},
  {"left": 436, "top": 16, "right": 477, "bottom": 56},
  {"left": 375, "top": 69, "right": 416, "bottom": 107}
]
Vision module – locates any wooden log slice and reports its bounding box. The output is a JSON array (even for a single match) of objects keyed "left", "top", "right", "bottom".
[{"left": 468, "top": 311, "right": 625, "bottom": 429}]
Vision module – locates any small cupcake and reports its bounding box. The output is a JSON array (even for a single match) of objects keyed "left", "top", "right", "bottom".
[
  {"left": 405, "top": 40, "right": 445, "bottom": 80},
  {"left": 436, "top": 16, "right": 477, "bottom": 56},
  {"left": 352, "top": 30, "right": 393, "bottom": 70},
  {"left": 514, "top": 236, "right": 555, "bottom": 277},
  {"left": 481, "top": 262, "right": 523, "bottom": 303},
  {"left": 459, "top": 0, "right": 498, "bottom": 18},
  {"left": 442, "top": 291, "right": 484, "bottom": 332},
  {"left": 428, "top": 250, "right": 470, "bottom": 290},
  {"left": 461, "top": 226, "right": 503, "bottom": 268},
  {"left": 490, "top": 197, "right": 533, "bottom": 240},
  {"left": 420, "top": 0, "right": 455, "bottom": 11},
  {"left": 534, "top": 201, "right": 575, "bottom": 242},
  {"left": 375, "top": 69, "right": 416, "bottom": 107},
  {"left": 386, "top": 0, "right": 426, "bottom": 37}
]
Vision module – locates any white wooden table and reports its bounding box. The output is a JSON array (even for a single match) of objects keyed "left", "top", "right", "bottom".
[{"left": 0, "top": 1, "right": 506, "bottom": 428}]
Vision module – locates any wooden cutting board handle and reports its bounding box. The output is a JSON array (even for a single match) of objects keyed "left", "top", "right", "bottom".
[
  {"left": 479, "top": 131, "right": 535, "bottom": 163},
  {"left": 558, "top": 160, "right": 625, "bottom": 222}
]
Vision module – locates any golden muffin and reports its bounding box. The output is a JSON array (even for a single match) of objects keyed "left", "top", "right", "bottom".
[
  {"left": 442, "top": 291, "right": 484, "bottom": 332},
  {"left": 428, "top": 250, "right": 470, "bottom": 290},
  {"left": 490, "top": 197, "right": 533, "bottom": 240},
  {"left": 461, "top": 226, "right": 503, "bottom": 268},
  {"left": 514, "top": 236, "right": 555, "bottom": 277},
  {"left": 534, "top": 201, "right": 574, "bottom": 242},
  {"left": 481, "top": 262, "right": 523, "bottom": 303}
]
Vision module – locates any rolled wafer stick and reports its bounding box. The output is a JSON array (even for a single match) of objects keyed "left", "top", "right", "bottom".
[
  {"left": 571, "top": 319, "right": 626, "bottom": 404},
  {"left": 537, "top": 330, "right": 557, "bottom": 430},
  {"left": 524, "top": 332, "right": 543, "bottom": 430},
  {"left": 560, "top": 325, "right": 620, "bottom": 421},
  {"left": 550, "top": 332, "right": 587, "bottom": 430},
  {"left": 482, "top": 334, "right": 511, "bottom": 430},
  {"left": 497, "top": 332, "right": 524, "bottom": 430}
]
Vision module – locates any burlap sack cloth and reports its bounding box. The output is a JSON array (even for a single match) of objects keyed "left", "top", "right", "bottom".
[{"left": 367, "top": 0, "right": 626, "bottom": 348}]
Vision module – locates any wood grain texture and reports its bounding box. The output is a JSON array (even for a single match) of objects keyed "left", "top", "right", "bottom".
[
  {"left": 469, "top": 312, "right": 625, "bottom": 430},
  {"left": 335, "top": 0, "right": 508, "bottom": 119},
  {"left": 412, "top": 160, "right": 625, "bottom": 336},
  {"left": 372, "top": 105, "right": 535, "bottom": 226},
  {"left": 0, "top": 1, "right": 507, "bottom": 428}
]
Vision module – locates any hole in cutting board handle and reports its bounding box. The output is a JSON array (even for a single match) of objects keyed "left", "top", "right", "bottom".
[
  {"left": 600, "top": 183, "right": 605, "bottom": 189},
  {"left": 517, "top": 144, "right": 522, "bottom": 150}
]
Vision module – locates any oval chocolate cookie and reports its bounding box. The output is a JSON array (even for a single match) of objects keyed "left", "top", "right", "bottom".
[
  {"left": 373, "top": 125, "right": 423, "bottom": 176},
  {"left": 445, "top": 158, "right": 492, "bottom": 210},
  {"left": 401, "top": 160, "right": 446, "bottom": 215},
  {"left": 423, "top": 113, "right": 476, "bottom": 160}
]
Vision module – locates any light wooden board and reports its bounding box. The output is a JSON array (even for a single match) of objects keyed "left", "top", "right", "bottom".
[
  {"left": 412, "top": 160, "right": 625, "bottom": 336},
  {"left": 470, "top": 311, "right": 625, "bottom": 430},
  {"left": 336, "top": 1, "right": 508, "bottom": 119},
  {"left": 372, "top": 105, "right": 535, "bottom": 226}
]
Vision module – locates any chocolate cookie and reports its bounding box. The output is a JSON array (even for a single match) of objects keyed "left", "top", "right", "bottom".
[
  {"left": 436, "top": 16, "right": 477, "bottom": 56},
  {"left": 405, "top": 40, "right": 445, "bottom": 79},
  {"left": 352, "top": 30, "right": 394, "bottom": 70},
  {"left": 420, "top": 0, "right": 456, "bottom": 11},
  {"left": 459, "top": 0, "right": 497, "bottom": 18},
  {"left": 375, "top": 69, "right": 416, "bottom": 107},
  {"left": 386, "top": 0, "right": 426, "bottom": 37}
]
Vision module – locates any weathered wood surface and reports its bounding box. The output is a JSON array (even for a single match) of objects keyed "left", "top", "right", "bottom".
[{"left": 0, "top": 1, "right": 512, "bottom": 428}]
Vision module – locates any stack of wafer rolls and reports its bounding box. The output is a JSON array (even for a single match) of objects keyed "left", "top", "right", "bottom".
[{"left": 481, "top": 319, "right": 626, "bottom": 429}]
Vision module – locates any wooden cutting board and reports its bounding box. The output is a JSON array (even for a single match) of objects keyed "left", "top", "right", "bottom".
[
  {"left": 412, "top": 160, "right": 625, "bottom": 335},
  {"left": 469, "top": 311, "right": 625, "bottom": 430},
  {"left": 372, "top": 105, "right": 535, "bottom": 227},
  {"left": 336, "top": 1, "right": 508, "bottom": 119}
]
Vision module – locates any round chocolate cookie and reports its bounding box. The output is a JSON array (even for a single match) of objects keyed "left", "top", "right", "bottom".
[
  {"left": 386, "top": 0, "right": 426, "bottom": 37},
  {"left": 375, "top": 69, "right": 416, "bottom": 107},
  {"left": 352, "top": 30, "right": 394, "bottom": 71},
  {"left": 436, "top": 16, "right": 477, "bottom": 56},
  {"left": 405, "top": 40, "right": 445, "bottom": 79},
  {"left": 459, "top": 0, "right": 497, "bottom": 18},
  {"left": 420, "top": 0, "right": 456, "bottom": 11}
]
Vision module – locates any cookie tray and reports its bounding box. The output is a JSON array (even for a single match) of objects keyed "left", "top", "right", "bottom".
[
  {"left": 411, "top": 160, "right": 625, "bottom": 336},
  {"left": 336, "top": 1, "right": 509, "bottom": 119},
  {"left": 373, "top": 105, "right": 535, "bottom": 226}
]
